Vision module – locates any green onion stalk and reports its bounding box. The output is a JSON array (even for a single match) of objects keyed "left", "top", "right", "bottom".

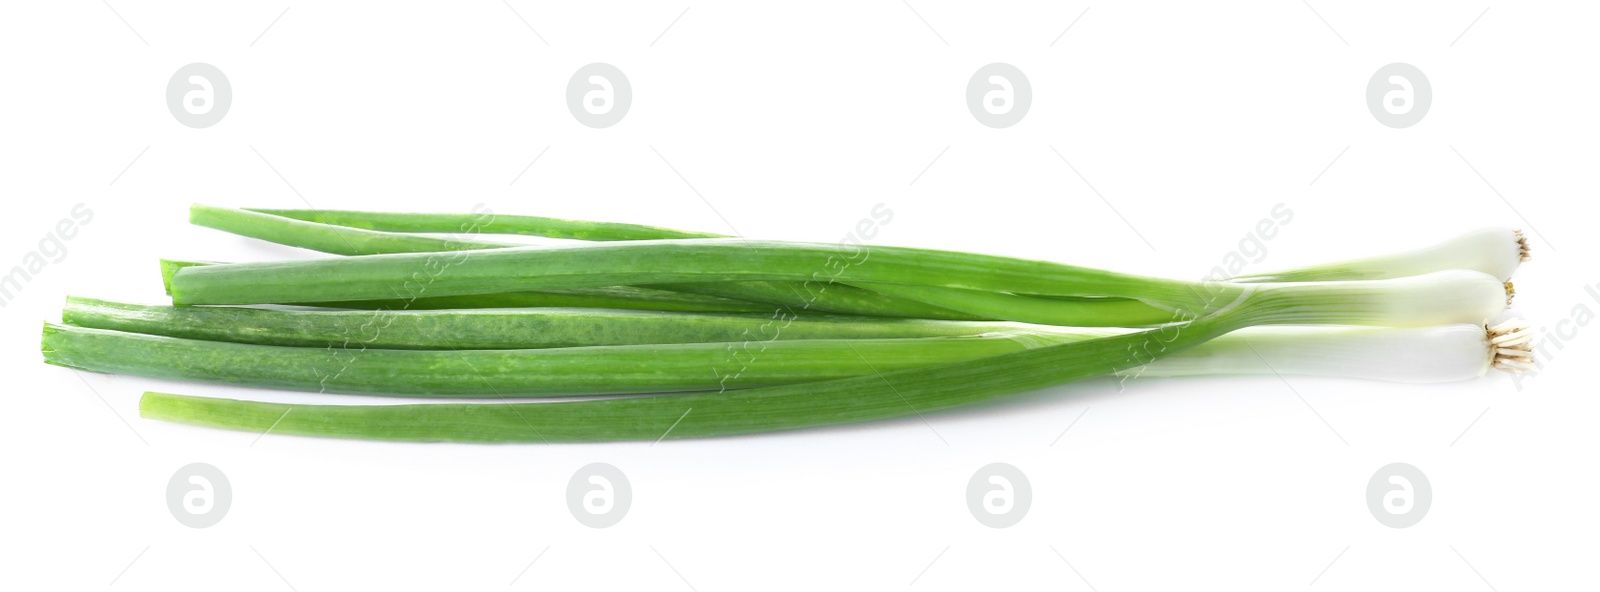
[
  {"left": 163, "top": 230, "right": 1511, "bottom": 331},
  {"left": 192, "top": 205, "right": 1192, "bottom": 325},
  {"left": 46, "top": 308, "right": 1532, "bottom": 398},
  {"left": 188, "top": 205, "right": 1528, "bottom": 325},
  {"left": 134, "top": 318, "right": 1253, "bottom": 442},
  {"left": 61, "top": 296, "right": 1044, "bottom": 350},
  {"left": 191, "top": 205, "right": 991, "bottom": 321},
  {"left": 129, "top": 278, "right": 1516, "bottom": 441},
  {"left": 45, "top": 323, "right": 1062, "bottom": 396},
  {"left": 211, "top": 204, "right": 1530, "bottom": 292},
  {"left": 245, "top": 206, "right": 726, "bottom": 241},
  {"left": 159, "top": 260, "right": 779, "bottom": 314},
  {"left": 191, "top": 205, "right": 1192, "bottom": 325}
]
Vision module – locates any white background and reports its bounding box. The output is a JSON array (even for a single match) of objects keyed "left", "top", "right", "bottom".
[{"left": 2, "top": 1, "right": 1597, "bottom": 590}]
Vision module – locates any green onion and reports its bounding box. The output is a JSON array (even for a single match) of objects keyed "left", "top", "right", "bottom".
[
  {"left": 184, "top": 207, "right": 1514, "bottom": 329},
  {"left": 190, "top": 205, "right": 509, "bottom": 255},
  {"left": 232, "top": 206, "right": 1532, "bottom": 284},
  {"left": 135, "top": 313, "right": 1530, "bottom": 442},
  {"left": 58, "top": 296, "right": 1532, "bottom": 388},
  {"left": 149, "top": 274, "right": 1504, "bottom": 442},
  {"left": 196, "top": 204, "right": 1173, "bottom": 323},
  {"left": 1230, "top": 228, "right": 1529, "bottom": 283},
  {"left": 59, "top": 271, "right": 1507, "bottom": 403},
  {"left": 164, "top": 237, "right": 1206, "bottom": 308},
  {"left": 192, "top": 205, "right": 984, "bottom": 320},
  {"left": 213, "top": 205, "right": 1202, "bottom": 324},
  {"left": 45, "top": 204, "right": 1535, "bottom": 442},
  {"left": 244, "top": 207, "right": 725, "bottom": 241},
  {"left": 45, "top": 323, "right": 1063, "bottom": 396},
  {"left": 134, "top": 320, "right": 1237, "bottom": 442},
  {"left": 164, "top": 232, "right": 1509, "bottom": 331},
  {"left": 162, "top": 260, "right": 780, "bottom": 314},
  {"left": 61, "top": 296, "right": 1032, "bottom": 350}
]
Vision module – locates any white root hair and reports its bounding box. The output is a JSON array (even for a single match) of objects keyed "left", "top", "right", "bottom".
[{"left": 1488, "top": 319, "right": 1535, "bottom": 374}]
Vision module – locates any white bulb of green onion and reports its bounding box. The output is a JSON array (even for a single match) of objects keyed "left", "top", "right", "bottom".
[
  {"left": 1229, "top": 270, "right": 1512, "bottom": 328},
  {"left": 1231, "top": 228, "right": 1530, "bottom": 283},
  {"left": 1121, "top": 319, "right": 1534, "bottom": 383}
]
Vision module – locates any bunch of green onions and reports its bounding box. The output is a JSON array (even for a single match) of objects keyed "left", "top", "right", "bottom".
[{"left": 41, "top": 205, "right": 1534, "bottom": 442}]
